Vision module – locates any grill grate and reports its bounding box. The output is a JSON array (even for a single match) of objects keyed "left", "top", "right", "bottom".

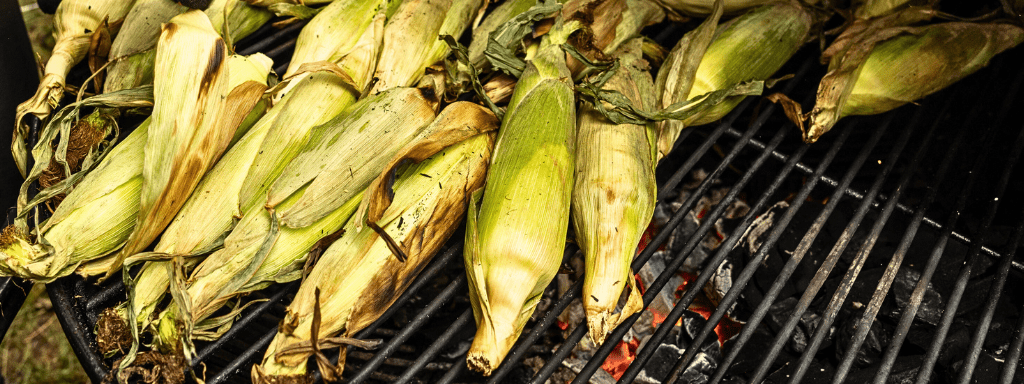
[{"left": 2, "top": 9, "right": 1021, "bottom": 384}]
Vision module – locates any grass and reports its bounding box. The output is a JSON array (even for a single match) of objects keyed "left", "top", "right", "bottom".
[
  {"left": 0, "top": 285, "right": 90, "bottom": 384},
  {"left": 20, "top": 0, "right": 55, "bottom": 65}
]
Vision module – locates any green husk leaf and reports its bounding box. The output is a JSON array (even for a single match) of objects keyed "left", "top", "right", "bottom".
[{"left": 483, "top": 0, "right": 564, "bottom": 77}]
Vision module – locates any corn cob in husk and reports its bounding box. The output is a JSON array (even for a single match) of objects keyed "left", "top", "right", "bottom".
[
  {"left": 254, "top": 104, "right": 497, "bottom": 383},
  {"left": 465, "top": 20, "right": 579, "bottom": 376},
  {"left": 573, "top": 38, "right": 656, "bottom": 345},
  {"left": 804, "top": 20, "right": 1024, "bottom": 142},
  {"left": 12, "top": 0, "right": 136, "bottom": 178},
  {"left": 655, "top": 0, "right": 811, "bottom": 159},
  {"left": 100, "top": 10, "right": 273, "bottom": 278},
  {"left": 0, "top": 50, "right": 272, "bottom": 283},
  {"left": 368, "top": 0, "right": 485, "bottom": 94},
  {"left": 150, "top": 85, "right": 441, "bottom": 361}
]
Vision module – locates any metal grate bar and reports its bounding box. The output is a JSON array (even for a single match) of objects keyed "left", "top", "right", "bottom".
[
  {"left": 345, "top": 274, "right": 467, "bottom": 384},
  {"left": 393, "top": 309, "right": 474, "bottom": 384},
  {"left": 788, "top": 100, "right": 936, "bottom": 384},
  {"left": 871, "top": 127, "right": 993, "bottom": 384},
  {"left": 744, "top": 110, "right": 909, "bottom": 384},
  {"left": 84, "top": 279, "right": 125, "bottom": 312},
  {"left": 237, "top": 22, "right": 305, "bottom": 56},
  {"left": 831, "top": 95, "right": 964, "bottom": 384},
  {"left": 207, "top": 322, "right": 279, "bottom": 384},
  {"left": 914, "top": 79, "right": 1024, "bottom": 384},
  {"left": 952, "top": 133, "right": 1024, "bottom": 382},
  {"left": 915, "top": 134, "right": 1020, "bottom": 383},
  {"left": 47, "top": 281, "right": 109, "bottom": 383},
  {"left": 664, "top": 106, "right": 854, "bottom": 384},
  {"left": 618, "top": 118, "right": 801, "bottom": 384},
  {"left": 438, "top": 352, "right": 468, "bottom": 384},
  {"left": 196, "top": 281, "right": 297, "bottom": 367},
  {"left": 722, "top": 127, "right": 1022, "bottom": 272},
  {"left": 709, "top": 118, "right": 887, "bottom": 384},
  {"left": 962, "top": 189, "right": 1024, "bottom": 384},
  {"left": 1002, "top": 302, "right": 1024, "bottom": 383},
  {"left": 956, "top": 102, "right": 1024, "bottom": 384}
]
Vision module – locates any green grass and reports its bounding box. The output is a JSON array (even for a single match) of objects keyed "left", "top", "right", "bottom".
[
  {"left": 20, "top": 0, "right": 55, "bottom": 65},
  {"left": 0, "top": 285, "right": 90, "bottom": 384}
]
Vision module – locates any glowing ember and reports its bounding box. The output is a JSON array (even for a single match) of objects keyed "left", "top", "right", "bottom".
[{"left": 601, "top": 336, "right": 640, "bottom": 380}]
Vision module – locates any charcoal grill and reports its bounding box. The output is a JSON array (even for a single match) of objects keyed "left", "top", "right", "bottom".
[{"left": 1, "top": 3, "right": 1023, "bottom": 383}]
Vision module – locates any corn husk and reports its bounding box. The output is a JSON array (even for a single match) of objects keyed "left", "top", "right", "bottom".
[
  {"left": 654, "top": 0, "right": 811, "bottom": 159},
  {"left": 103, "top": 0, "right": 187, "bottom": 94},
  {"left": 150, "top": 86, "right": 440, "bottom": 362},
  {"left": 267, "top": 85, "right": 446, "bottom": 229},
  {"left": 100, "top": 11, "right": 272, "bottom": 278},
  {"left": 468, "top": 0, "right": 539, "bottom": 69},
  {"left": 103, "top": 0, "right": 271, "bottom": 94},
  {"left": 464, "top": 20, "right": 579, "bottom": 376},
  {"left": 573, "top": 38, "right": 656, "bottom": 345},
  {"left": 253, "top": 104, "right": 497, "bottom": 382},
  {"left": 245, "top": 0, "right": 335, "bottom": 7},
  {"left": 206, "top": 0, "right": 274, "bottom": 45},
  {"left": 605, "top": 0, "right": 666, "bottom": 55},
  {"left": 804, "top": 20, "right": 1023, "bottom": 142},
  {"left": 283, "top": 0, "right": 388, "bottom": 77},
  {"left": 0, "top": 51, "right": 271, "bottom": 283},
  {"left": 652, "top": 0, "right": 772, "bottom": 19},
  {"left": 368, "top": 0, "right": 484, "bottom": 94},
  {"left": 854, "top": 0, "right": 927, "bottom": 20},
  {"left": 12, "top": 0, "right": 136, "bottom": 177}
]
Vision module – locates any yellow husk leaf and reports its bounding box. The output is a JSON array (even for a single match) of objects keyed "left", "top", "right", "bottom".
[
  {"left": 368, "top": 0, "right": 484, "bottom": 94},
  {"left": 269, "top": 87, "right": 441, "bottom": 228},
  {"left": 283, "top": 0, "right": 386, "bottom": 77}
]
